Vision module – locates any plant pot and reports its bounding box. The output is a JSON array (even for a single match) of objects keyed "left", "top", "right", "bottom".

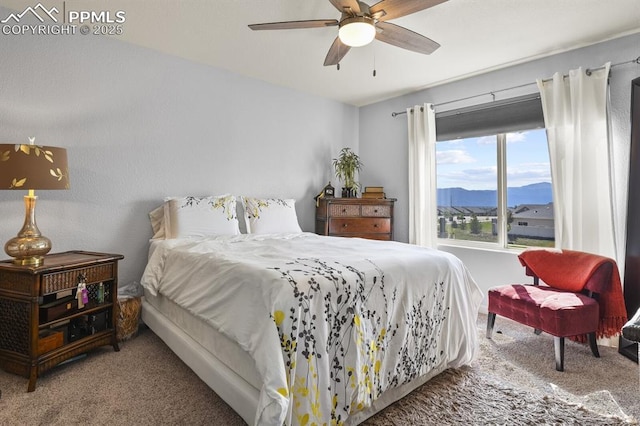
[{"left": 342, "top": 187, "right": 357, "bottom": 198}]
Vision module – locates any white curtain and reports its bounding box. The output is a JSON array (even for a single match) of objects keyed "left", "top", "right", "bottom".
[
  {"left": 536, "top": 63, "right": 617, "bottom": 261},
  {"left": 407, "top": 103, "right": 437, "bottom": 247}
]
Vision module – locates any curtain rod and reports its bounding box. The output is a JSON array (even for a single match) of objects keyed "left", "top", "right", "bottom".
[{"left": 391, "top": 56, "right": 640, "bottom": 117}]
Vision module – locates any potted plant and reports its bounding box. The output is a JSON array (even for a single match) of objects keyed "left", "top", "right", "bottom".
[{"left": 332, "top": 147, "right": 363, "bottom": 198}]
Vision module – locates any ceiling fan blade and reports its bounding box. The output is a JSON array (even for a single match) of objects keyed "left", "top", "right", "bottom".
[
  {"left": 324, "top": 36, "right": 351, "bottom": 66},
  {"left": 370, "top": 0, "right": 448, "bottom": 21},
  {"left": 375, "top": 21, "right": 440, "bottom": 55},
  {"left": 248, "top": 20, "right": 338, "bottom": 31},
  {"left": 328, "top": 0, "right": 361, "bottom": 15}
]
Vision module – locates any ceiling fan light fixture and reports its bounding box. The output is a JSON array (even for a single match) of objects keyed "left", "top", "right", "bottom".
[{"left": 338, "top": 16, "right": 375, "bottom": 47}]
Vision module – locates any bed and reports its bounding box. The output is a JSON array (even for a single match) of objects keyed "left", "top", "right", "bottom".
[{"left": 140, "top": 195, "right": 482, "bottom": 425}]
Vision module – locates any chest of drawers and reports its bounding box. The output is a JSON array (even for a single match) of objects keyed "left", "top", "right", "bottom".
[{"left": 315, "top": 198, "right": 396, "bottom": 240}]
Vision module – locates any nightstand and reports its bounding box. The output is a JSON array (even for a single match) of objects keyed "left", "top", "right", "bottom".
[
  {"left": 0, "top": 251, "right": 123, "bottom": 391},
  {"left": 315, "top": 198, "right": 396, "bottom": 240}
]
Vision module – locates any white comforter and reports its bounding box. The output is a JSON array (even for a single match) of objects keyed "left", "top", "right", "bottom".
[{"left": 141, "top": 233, "right": 482, "bottom": 426}]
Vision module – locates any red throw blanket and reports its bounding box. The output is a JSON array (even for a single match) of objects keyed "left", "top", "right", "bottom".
[{"left": 518, "top": 249, "right": 628, "bottom": 340}]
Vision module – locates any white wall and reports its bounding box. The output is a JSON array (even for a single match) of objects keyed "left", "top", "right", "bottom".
[
  {"left": 0, "top": 10, "right": 359, "bottom": 290},
  {"left": 359, "top": 33, "right": 640, "bottom": 304}
]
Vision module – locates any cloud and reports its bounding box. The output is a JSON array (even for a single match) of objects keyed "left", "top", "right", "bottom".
[
  {"left": 506, "top": 132, "right": 527, "bottom": 143},
  {"left": 477, "top": 136, "right": 496, "bottom": 145},
  {"left": 439, "top": 162, "right": 551, "bottom": 190},
  {"left": 507, "top": 162, "right": 551, "bottom": 185},
  {"left": 436, "top": 149, "right": 475, "bottom": 164},
  {"left": 438, "top": 166, "right": 497, "bottom": 189},
  {"left": 466, "top": 166, "right": 497, "bottom": 177}
]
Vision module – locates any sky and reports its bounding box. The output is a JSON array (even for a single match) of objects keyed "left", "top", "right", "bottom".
[{"left": 436, "top": 128, "right": 551, "bottom": 190}]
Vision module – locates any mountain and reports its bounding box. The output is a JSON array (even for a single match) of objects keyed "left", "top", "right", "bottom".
[
  {"left": 507, "top": 182, "right": 553, "bottom": 206},
  {"left": 437, "top": 182, "right": 552, "bottom": 207}
]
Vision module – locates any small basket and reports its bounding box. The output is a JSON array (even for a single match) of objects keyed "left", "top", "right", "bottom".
[{"left": 116, "top": 296, "right": 141, "bottom": 341}]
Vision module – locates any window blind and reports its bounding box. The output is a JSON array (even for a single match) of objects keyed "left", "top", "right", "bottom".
[{"left": 435, "top": 94, "right": 545, "bottom": 141}]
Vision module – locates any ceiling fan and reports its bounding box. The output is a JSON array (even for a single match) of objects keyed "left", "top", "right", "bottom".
[{"left": 248, "top": 0, "right": 447, "bottom": 67}]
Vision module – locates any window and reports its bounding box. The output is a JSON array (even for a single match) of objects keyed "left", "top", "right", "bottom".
[
  {"left": 436, "top": 135, "right": 498, "bottom": 243},
  {"left": 434, "top": 95, "right": 554, "bottom": 249},
  {"left": 505, "top": 131, "right": 554, "bottom": 247}
]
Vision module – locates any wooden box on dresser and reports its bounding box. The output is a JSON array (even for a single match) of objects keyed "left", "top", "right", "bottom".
[
  {"left": 0, "top": 251, "right": 123, "bottom": 391},
  {"left": 316, "top": 198, "right": 396, "bottom": 240}
]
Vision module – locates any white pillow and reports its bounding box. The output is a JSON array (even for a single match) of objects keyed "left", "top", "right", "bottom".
[
  {"left": 148, "top": 205, "right": 166, "bottom": 239},
  {"left": 163, "top": 195, "right": 240, "bottom": 239},
  {"left": 241, "top": 197, "right": 302, "bottom": 234}
]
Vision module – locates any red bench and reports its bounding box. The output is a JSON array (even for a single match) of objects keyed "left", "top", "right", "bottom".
[{"left": 487, "top": 251, "right": 614, "bottom": 371}]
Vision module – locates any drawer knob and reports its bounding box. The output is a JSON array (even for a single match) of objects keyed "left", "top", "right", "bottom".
[
  {"left": 342, "top": 209, "right": 347, "bottom": 213},
  {"left": 374, "top": 209, "right": 378, "bottom": 213},
  {"left": 343, "top": 223, "right": 348, "bottom": 228},
  {"left": 373, "top": 224, "right": 378, "bottom": 228}
]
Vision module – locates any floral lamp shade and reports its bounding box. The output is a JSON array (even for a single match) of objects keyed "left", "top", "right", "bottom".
[
  {"left": 0, "top": 144, "right": 69, "bottom": 190},
  {"left": 0, "top": 142, "right": 69, "bottom": 266}
]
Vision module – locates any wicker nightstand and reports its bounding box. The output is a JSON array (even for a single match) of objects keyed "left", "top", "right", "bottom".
[{"left": 0, "top": 251, "right": 123, "bottom": 392}]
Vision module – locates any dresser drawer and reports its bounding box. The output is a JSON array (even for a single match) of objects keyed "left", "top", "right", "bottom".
[
  {"left": 329, "top": 204, "right": 361, "bottom": 217},
  {"left": 329, "top": 218, "right": 391, "bottom": 235},
  {"left": 41, "top": 263, "right": 115, "bottom": 296},
  {"left": 361, "top": 205, "right": 391, "bottom": 217},
  {"left": 345, "top": 233, "right": 392, "bottom": 241}
]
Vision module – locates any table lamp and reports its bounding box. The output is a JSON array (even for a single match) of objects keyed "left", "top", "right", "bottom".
[{"left": 0, "top": 139, "right": 69, "bottom": 266}]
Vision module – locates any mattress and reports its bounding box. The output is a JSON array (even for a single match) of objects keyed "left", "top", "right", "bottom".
[{"left": 144, "top": 291, "right": 262, "bottom": 389}]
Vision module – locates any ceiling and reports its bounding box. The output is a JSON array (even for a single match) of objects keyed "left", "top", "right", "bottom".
[{"left": 2, "top": 0, "right": 640, "bottom": 106}]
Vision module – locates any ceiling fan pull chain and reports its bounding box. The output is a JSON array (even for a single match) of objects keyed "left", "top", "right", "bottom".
[{"left": 373, "top": 44, "right": 377, "bottom": 77}]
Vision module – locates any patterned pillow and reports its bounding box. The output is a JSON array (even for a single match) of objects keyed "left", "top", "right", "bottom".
[
  {"left": 241, "top": 197, "right": 302, "bottom": 234},
  {"left": 163, "top": 195, "right": 240, "bottom": 238}
]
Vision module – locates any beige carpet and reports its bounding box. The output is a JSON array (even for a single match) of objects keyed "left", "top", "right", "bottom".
[{"left": 0, "top": 314, "right": 638, "bottom": 425}]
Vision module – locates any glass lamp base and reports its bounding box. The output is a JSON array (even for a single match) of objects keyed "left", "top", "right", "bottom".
[
  {"left": 5, "top": 235, "right": 51, "bottom": 266},
  {"left": 4, "top": 195, "right": 51, "bottom": 267}
]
